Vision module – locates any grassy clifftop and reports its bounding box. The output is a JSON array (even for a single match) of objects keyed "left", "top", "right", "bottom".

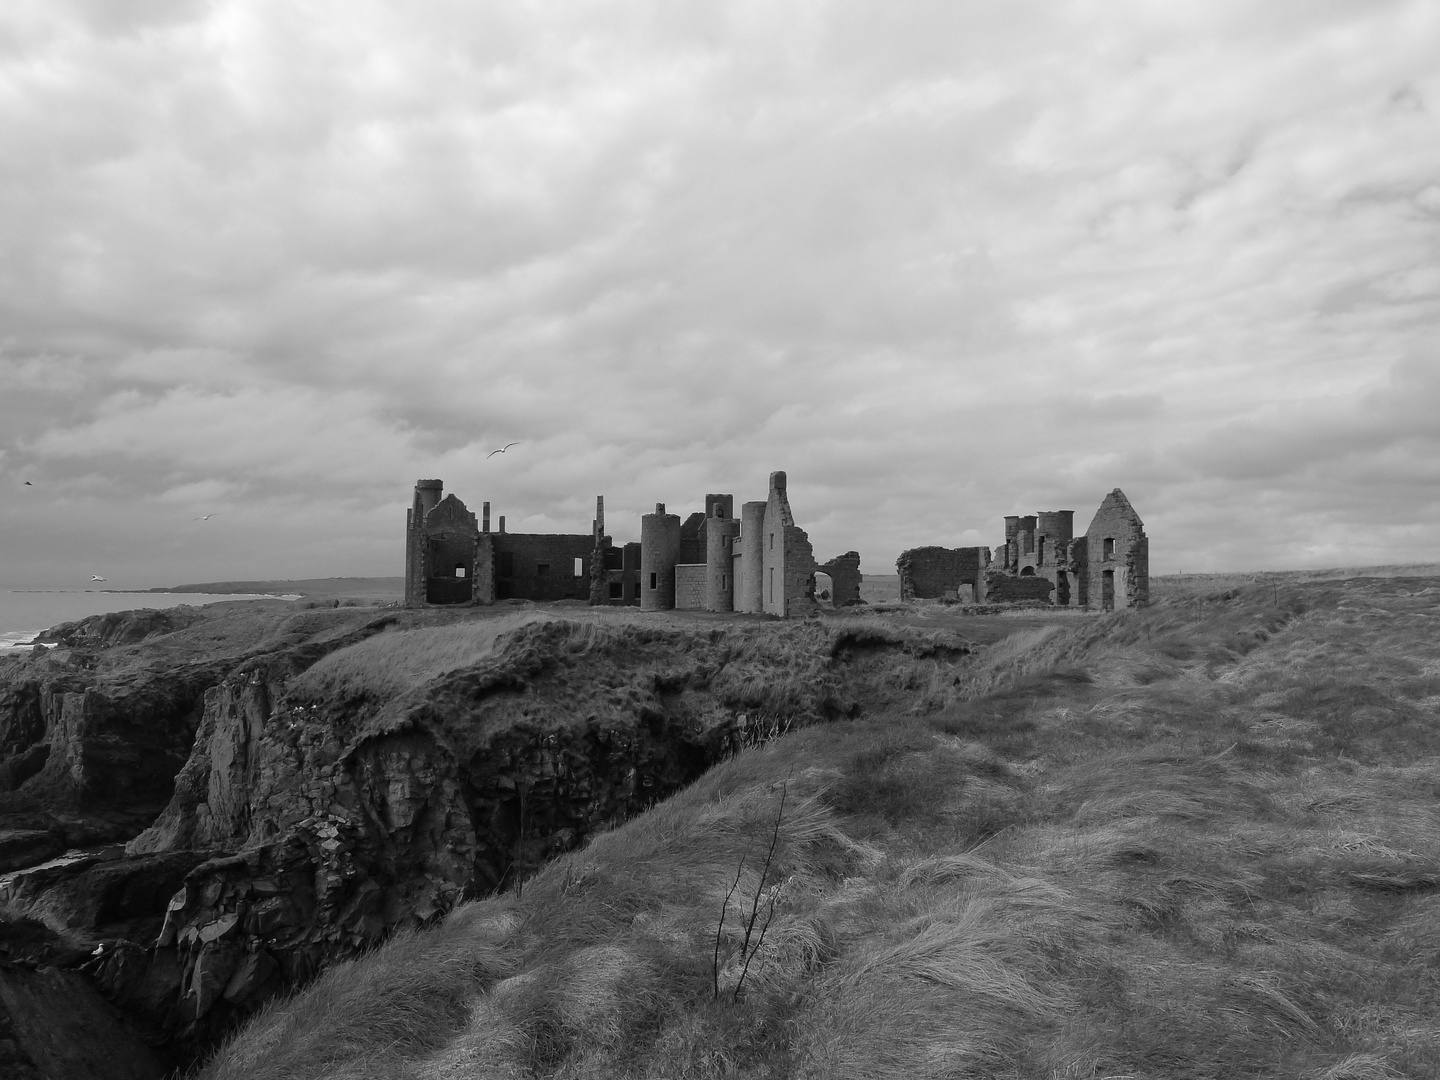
[{"left": 198, "top": 575, "right": 1440, "bottom": 1079}]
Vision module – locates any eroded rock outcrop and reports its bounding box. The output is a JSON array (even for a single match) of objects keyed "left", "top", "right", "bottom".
[
  {"left": 1, "top": 605, "right": 971, "bottom": 1069},
  {"left": 93, "top": 618, "right": 878, "bottom": 1043}
]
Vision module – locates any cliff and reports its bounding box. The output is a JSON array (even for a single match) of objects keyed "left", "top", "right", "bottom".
[
  {"left": 195, "top": 573, "right": 1440, "bottom": 1080},
  {"left": 0, "top": 601, "right": 972, "bottom": 1074}
]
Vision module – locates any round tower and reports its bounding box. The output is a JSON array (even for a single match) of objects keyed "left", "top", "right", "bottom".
[
  {"left": 415, "top": 479, "right": 443, "bottom": 521},
  {"left": 738, "top": 501, "right": 767, "bottom": 613},
  {"left": 1036, "top": 511, "right": 1074, "bottom": 545},
  {"left": 640, "top": 503, "right": 682, "bottom": 611},
  {"left": 706, "top": 517, "right": 740, "bottom": 612}
]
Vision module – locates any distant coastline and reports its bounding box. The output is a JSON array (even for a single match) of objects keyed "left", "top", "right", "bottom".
[{"left": 136, "top": 576, "right": 405, "bottom": 599}]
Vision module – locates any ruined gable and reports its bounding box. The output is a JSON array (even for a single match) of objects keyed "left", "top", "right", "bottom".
[
  {"left": 762, "top": 472, "right": 817, "bottom": 617},
  {"left": 898, "top": 487, "right": 1148, "bottom": 611},
  {"left": 1082, "top": 488, "right": 1149, "bottom": 609}
]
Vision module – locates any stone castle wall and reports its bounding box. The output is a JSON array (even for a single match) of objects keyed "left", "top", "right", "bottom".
[
  {"left": 896, "top": 546, "right": 990, "bottom": 601},
  {"left": 674, "top": 565, "right": 706, "bottom": 610}
]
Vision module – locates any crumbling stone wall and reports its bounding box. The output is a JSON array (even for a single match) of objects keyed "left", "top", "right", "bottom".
[
  {"left": 984, "top": 489, "right": 1147, "bottom": 609},
  {"left": 678, "top": 513, "right": 706, "bottom": 565},
  {"left": 403, "top": 480, "right": 444, "bottom": 607},
  {"left": 896, "top": 546, "right": 990, "bottom": 601},
  {"left": 819, "top": 552, "right": 863, "bottom": 606},
  {"left": 405, "top": 480, "right": 613, "bottom": 608},
  {"left": 597, "top": 542, "right": 642, "bottom": 605},
  {"left": 1083, "top": 489, "right": 1149, "bottom": 609},
  {"left": 760, "top": 473, "right": 818, "bottom": 617},
  {"left": 405, "top": 488, "right": 481, "bottom": 606},
  {"left": 491, "top": 534, "right": 595, "bottom": 603},
  {"left": 983, "top": 571, "right": 1055, "bottom": 603}
]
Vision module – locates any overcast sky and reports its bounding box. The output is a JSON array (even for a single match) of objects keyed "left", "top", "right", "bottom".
[{"left": 2, "top": 0, "right": 1437, "bottom": 588}]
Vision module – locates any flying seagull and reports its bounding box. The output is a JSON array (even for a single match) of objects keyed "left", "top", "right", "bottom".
[
  {"left": 487, "top": 442, "right": 520, "bottom": 459},
  {"left": 91, "top": 575, "right": 107, "bottom": 582},
  {"left": 193, "top": 513, "right": 216, "bottom": 521},
  {"left": 23, "top": 481, "right": 32, "bottom": 486}
]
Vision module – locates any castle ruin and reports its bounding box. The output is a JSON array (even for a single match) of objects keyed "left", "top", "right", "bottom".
[
  {"left": 404, "top": 471, "right": 860, "bottom": 615},
  {"left": 403, "top": 483, "right": 641, "bottom": 607},
  {"left": 897, "top": 488, "right": 1149, "bottom": 610}
]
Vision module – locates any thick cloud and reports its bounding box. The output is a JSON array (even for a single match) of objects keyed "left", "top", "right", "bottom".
[{"left": 1, "top": 0, "right": 1437, "bottom": 586}]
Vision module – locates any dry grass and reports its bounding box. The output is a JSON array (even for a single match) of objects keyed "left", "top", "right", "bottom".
[
  {"left": 285, "top": 611, "right": 554, "bottom": 701},
  {"left": 203, "top": 572, "right": 1440, "bottom": 1079}
]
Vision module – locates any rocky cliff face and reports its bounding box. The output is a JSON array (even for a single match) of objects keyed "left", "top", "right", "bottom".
[{"left": 0, "top": 605, "right": 970, "bottom": 1074}]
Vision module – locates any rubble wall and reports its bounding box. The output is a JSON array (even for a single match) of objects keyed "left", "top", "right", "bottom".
[
  {"left": 491, "top": 534, "right": 595, "bottom": 603},
  {"left": 819, "top": 552, "right": 863, "bottom": 606},
  {"left": 983, "top": 571, "right": 1056, "bottom": 603},
  {"left": 896, "top": 546, "right": 990, "bottom": 600}
]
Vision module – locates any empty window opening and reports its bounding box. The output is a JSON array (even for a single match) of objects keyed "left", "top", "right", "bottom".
[
  {"left": 536, "top": 563, "right": 550, "bottom": 577},
  {"left": 609, "top": 582, "right": 623, "bottom": 599},
  {"left": 721, "top": 574, "right": 728, "bottom": 590},
  {"left": 769, "top": 567, "right": 774, "bottom": 602},
  {"left": 1037, "top": 537, "right": 1045, "bottom": 565},
  {"left": 454, "top": 565, "right": 467, "bottom": 578},
  {"left": 1020, "top": 566, "right": 1036, "bottom": 577},
  {"left": 574, "top": 557, "right": 584, "bottom": 577},
  {"left": 649, "top": 572, "right": 657, "bottom": 590},
  {"left": 769, "top": 533, "right": 774, "bottom": 551},
  {"left": 1103, "top": 537, "right": 1115, "bottom": 560}
]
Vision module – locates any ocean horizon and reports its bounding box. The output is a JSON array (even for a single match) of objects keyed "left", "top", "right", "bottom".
[{"left": 0, "top": 589, "right": 298, "bottom": 649}]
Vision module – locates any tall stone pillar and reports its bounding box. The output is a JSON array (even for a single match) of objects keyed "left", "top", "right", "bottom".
[{"left": 738, "top": 501, "right": 767, "bottom": 613}]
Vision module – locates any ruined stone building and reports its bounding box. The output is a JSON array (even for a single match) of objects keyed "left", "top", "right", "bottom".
[
  {"left": 897, "top": 488, "right": 1149, "bottom": 610},
  {"left": 640, "top": 471, "right": 861, "bottom": 616},
  {"left": 404, "top": 472, "right": 861, "bottom": 615},
  {"left": 404, "top": 481, "right": 641, "bottom": 608}
]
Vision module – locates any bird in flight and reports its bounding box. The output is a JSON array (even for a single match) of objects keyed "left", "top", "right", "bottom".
[
  {"left": 193, "top": 513, "right": 216, "bottom": 521},
  {"left": 91, "top": 575, "right": 107, "bottom": 582},
  {"left": 23, "top": 481, "right": 32, "bottom": 486},
  {"left": 487, "top": 442, "right": 520, "bottom": 459}
]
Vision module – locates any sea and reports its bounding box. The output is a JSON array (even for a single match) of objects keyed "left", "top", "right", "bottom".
[{"left": 0, "top": 590, "right": 295, "bottom": 650}]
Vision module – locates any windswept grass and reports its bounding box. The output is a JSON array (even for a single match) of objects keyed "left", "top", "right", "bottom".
[
  {"left": 286, "top": 611, "right": 553, "bottom": 702},
  {"left": 204, "top": 573, "right": 1440, "bottom": 1079}
]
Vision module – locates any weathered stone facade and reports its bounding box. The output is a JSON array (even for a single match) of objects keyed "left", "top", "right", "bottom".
[
  {"left": 1081, "top": 489, "right": 1149, "bottom": 609},
  {"left": 645, "top": 472, "right": 829, "bottom": 617},
  {"left": 405, "top": 483, "right": 638, "bottom": 608},
  {"left": 673, "top": 564, "right": 706, "bottom": 610},
  {"left": 896, "top": 546, "right": 990, "bottom": 601},
  {"left": 406, "top": 474, "right": 855, "bottom": 618},
  {"left": 818, "top": 551, "right": 863, "bottom": 606},
  {"left": 898, "top": 488, "right": 1149, "bottom": 610}
]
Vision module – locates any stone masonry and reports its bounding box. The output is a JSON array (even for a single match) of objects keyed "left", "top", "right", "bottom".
[{"left": 897, "top": 488, "right": 1149, "bottom": 610}]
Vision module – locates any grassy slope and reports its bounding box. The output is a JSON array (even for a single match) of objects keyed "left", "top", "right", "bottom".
[{"left": 204, "top": 574, "right": 1440, "bottom": 1080}]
